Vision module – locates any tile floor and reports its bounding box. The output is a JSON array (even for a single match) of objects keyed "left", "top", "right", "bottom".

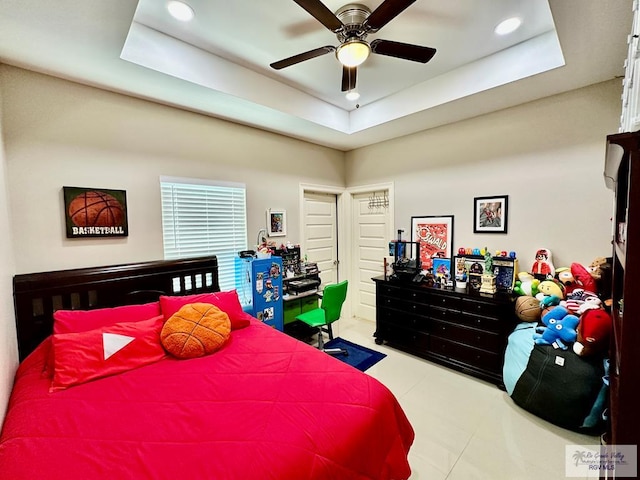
[{"left": 337, "top": 317, "right": 602, "bottom": 480}]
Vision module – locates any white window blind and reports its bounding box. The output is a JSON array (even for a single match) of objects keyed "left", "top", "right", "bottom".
[{"left": 160, "top": 177, "right": 247, "bottom": 291}]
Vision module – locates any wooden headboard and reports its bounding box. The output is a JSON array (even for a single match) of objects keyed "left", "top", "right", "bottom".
[{"left": 13, "top": 256, "right": 220, "bottom": 361}]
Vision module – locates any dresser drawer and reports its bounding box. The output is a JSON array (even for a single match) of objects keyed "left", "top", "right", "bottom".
[
  {"left": 430, "top": 336, "right": 501, "bottom": 373},
  {"left": 378, "top": 307, "right": 430, "bottom": 332},
  {"left": 428, "top": 305, "right": 459, "bottom": 323},
  {"left": 379, "top": 284, "right": 432, "bottom": 306},
  {"left": 427, "top": 292, "right": 461, "bottom": 310},
  {"left": 458, "top": 311, "right": 502, "bottom": 333},
  {"left": 430, "top": 320, "right": 502, "bottom": 352},
  {"left": 377, "top": 322, "right": 429, "bottom": 350},
  {"left": 379, "top": 295, "right": 428, "bottom": 316},
  {"left": 460, "top": 298, "right": 502, "bottom": 317}
]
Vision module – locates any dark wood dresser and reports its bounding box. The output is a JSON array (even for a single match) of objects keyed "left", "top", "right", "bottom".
[{"left": 373, "top": 277, "right": 518, "bottom": 387}]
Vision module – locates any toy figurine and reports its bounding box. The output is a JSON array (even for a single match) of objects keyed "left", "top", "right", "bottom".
[
  {"left": 484, "top": 248, "right": 493, "bottom": 273},
  {"left": 531, "top": 248, "right": 555, "bottom": 280}
]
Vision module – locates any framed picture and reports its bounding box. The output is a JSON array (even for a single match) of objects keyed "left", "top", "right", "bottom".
[
  {"left": 267, "top": 209, "right": 286, "bottom": 237},
  {"left": 473, "top": 195, "right": 509, "bottom": 234},
  {"left": 411, "top": 215, "right": 454, "bottom": 270},
  {"left": 432, "top": 258, "right": 452, "bottom": 280},
  {"left": 63, "top": 186, "right": 128, "bottom": 238}
]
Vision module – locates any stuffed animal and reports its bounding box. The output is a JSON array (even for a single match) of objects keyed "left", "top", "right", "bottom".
[
  {"left": 531, "top": 248, "right": 555, "bottom": 280},
  {"left": 555, "top": 267, "right": 579, "bottom": 295},
  {"left": 535, "top": 279, "right": 565, "bottom": 300},
  {"left": 570, "top": 262, "right": 598, "bottom": 294},
  {"left": 573, "top": 309, "right": 612, "bottom": 357},
  {"left": 587, "top": 257, "right": 608, "bottom": 280},
  {"left": 513, "top": 272, "right": 540, "bottom": 297},
  {"left": 533, "top": 306, "right": 579, "bottom": 350},
  {"left": 562, "top": 288, "right": 602, "bottom": 315}
]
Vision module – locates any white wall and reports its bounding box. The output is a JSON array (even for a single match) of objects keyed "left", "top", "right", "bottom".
[
  {"left": 0, "top": 81, "right": 18, "bottom": 423},
  {"left": 1, "top": 66, "right": 345, "bottom": 273},
  {"left": 345, "top": 80, "right": 620, "bottom": 268}
]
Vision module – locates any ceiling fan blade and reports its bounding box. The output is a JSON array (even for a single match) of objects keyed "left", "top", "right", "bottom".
[
  {"left": 270, "top": 46, "right": 335, "bottom": 70},
  {"left": 292, "top": 0, "right": 344, "bottom": 32},
  {"left": 364, "top": 0, "right": 416, "bottom": 32},
  {"left": 370, "top": 39, "right": 436, "bottom": 63},
  {"left": 341, "top": 66, "right": 357, "bottom": 92}
]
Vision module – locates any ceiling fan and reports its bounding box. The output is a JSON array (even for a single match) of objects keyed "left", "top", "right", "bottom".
[{"left": 270, "top": 0, "right": 437, "bottom": 93}]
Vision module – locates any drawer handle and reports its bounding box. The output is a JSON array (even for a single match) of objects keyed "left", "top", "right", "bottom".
[
  {"left": 412, "top": 292, "right": 417, "bottom": 298},
  {"left": 476, "top": 319, "right": 481, "bottom": 324},
  {"left": 477, "top": 335, "right": 481, "bottom": 341},
  {"left": 441, "top": 326, "right": 446, "bottom": 331}
]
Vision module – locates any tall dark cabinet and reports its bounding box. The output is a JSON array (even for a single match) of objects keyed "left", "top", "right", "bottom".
[{"left": 604, "top": 131, "right": 640, "bottom": 449}]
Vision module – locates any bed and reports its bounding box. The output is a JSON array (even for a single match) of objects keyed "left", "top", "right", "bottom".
[{"left": 0, "top": 256, "right": 414, "bottom": 480}]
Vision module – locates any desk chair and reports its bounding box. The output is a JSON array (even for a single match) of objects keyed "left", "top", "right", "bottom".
[{"left": 295, "top": 280, "right": 348, "bottom": 356}]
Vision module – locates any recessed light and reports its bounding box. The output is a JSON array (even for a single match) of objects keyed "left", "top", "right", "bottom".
[
  {"left": 167, "top": 1, "right": 194, "bottom": 22},
  {"left": 345, "top": 90, "right": 360, "bottom": 101},
  {"left": 494, "top": 17, "right": 522, "bottom": 36}
]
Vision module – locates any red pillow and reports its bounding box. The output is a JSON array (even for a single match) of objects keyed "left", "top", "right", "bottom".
[
  {"left": 50, "top": 316, "right": 166, "bottom": 392},
  {"left": 53, "top": 302, "right": 161, "bottom": 334},
  {"left": 159, "top": 290, "right": 251, "bottom": 330}
]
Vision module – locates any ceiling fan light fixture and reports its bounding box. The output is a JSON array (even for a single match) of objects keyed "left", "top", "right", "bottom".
[
  {"left": 494, "top": 17, "right": 522, "bottom": 36},
  {"left": 167, "top": 1, "right": 194, "bottom": 22},
  {"left": 345, "top": 90, "right": 360, "bottom": 101},
  {"left": 336, "top": 40, "right": 371, "bottom": 67}
]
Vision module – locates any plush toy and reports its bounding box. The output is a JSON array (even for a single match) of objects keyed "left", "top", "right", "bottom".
[
  {"left": 533, "top": 306, "right": 579, "bottom": 350},
  {"left": 535, "top": 279, "right": 565, "bottom": 300},
  {"left": 573, "top": 309, "right": 612, "bottom": 357},
  {"left": 570, "top": 262, "right": 598, "bottom": 294},
  {"left": 587, "top": 257, "right": 608, "bottom": 281},
  {"left": 555, "top": 267, "right": 579, "bottom": 295},
  {"left": 562, "top": 288, "right": 602, "bottom": 315},
  {"left": 531, "top": 248, "right": 555, "bottom": 280},
  {"left": 513, "top": 272, "right": 540, "bottom": 297}
]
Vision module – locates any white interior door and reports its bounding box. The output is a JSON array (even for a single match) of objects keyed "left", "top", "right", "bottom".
[
  {"left": 303, "top": 191, "right": 338, "bottom": 289},
  {"left": 351, "top": 190, "right": 391, "bottom": 321}
]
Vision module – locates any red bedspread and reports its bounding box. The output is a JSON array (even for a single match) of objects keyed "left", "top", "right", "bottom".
[{"left": 0, "top": 319, "right": 414, "bottom": 479}]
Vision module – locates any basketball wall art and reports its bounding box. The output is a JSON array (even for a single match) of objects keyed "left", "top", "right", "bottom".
[{"left": 63, "top": 187, "right": 128, "bottom": 238}]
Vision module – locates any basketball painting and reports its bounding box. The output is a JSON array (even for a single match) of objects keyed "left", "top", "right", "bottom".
[{"left": 63, "top": 187, "right": 128, "bottom": 238}]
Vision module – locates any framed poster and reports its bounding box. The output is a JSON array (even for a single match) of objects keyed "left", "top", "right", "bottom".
[
  {"left": 411, "top": 215, "right": 454, "bottom": 270},
  {"left": 267, "top": 209, "right": 286, "bottom": 237},
  {"left": 63, "top": 186, "right": 128, "bottom": 238},
  {"left": 474, "top": 195, "right": 508, "bottom": 233}
]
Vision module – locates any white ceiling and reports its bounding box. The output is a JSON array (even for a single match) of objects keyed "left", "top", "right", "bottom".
[{"left": 0, "top": 0, "right": 632, "bottom": 151}]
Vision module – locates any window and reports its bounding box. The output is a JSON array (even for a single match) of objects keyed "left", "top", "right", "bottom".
[{"left": 160, "top": 176, "right": 247, "bottom": 291}]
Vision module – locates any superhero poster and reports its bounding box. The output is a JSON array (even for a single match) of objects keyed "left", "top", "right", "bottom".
[
  {"left": 411, "top": 215, "right": 454, "bottom": 270},
  {"left": 63, "top": 186, "right": 128, "bottom": 238}
]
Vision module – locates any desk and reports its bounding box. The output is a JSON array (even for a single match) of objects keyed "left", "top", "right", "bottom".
[{"left": 283, "top": 290, "right": 319, "bottom": 325}]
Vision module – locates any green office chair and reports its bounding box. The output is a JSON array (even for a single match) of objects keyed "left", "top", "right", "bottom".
[{"left": 295, "top": 280, "right": 348, "bottom": 356}]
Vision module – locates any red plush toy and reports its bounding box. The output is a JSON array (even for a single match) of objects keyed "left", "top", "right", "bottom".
[
  {"left": 570, "top": 262, "right": 598, "bottom": 294},
  {"left": 572, "top": 309, "right": 612, "bottom": 357}
]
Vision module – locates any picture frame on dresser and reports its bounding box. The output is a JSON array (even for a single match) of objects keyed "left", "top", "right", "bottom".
[
  {"left": 411, "top": 215, "right": 454, "bottom": 271},
  {"left": 473, "top": 195, "right": 508, "bottom": 234}
]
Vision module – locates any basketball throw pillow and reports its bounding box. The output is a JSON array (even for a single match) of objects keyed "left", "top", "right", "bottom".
[
  {"left": 68, "top": 191, "right": 125, "bottom": 227},
  {"left": 161, "top": 303, "right": 231, "bottom": 359}
]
